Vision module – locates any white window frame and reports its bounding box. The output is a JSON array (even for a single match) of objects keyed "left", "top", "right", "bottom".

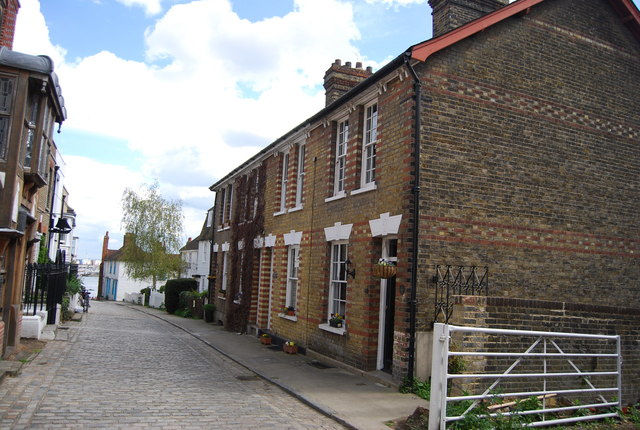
[
  {"left": 334, "top": 118, "right": 348, "bottom": 196},
  {"left": 286, "top": 245, "right": 300, "bottom": 309},
  {"left": 279, "top": 151, "right": 290, "bottom": 213},
  {"left": 361, "top": 101, "right": 378, "bottom": 188},
  {"left": 225, "top": 184, "right": 233, "bottom": 223},
  {"left": 294, "top": 144, "right": 305, "bottom": 209},
  {"left": 328, "top": 241, "right": 348, "bottom": 322},
  {"left": 221, "top": 251, "right": 229, "bottom": 293}
]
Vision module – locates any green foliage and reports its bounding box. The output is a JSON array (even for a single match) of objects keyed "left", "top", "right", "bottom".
[
  {"left": 174, "top": 308, "right": 193, "bottom": 318},
  {"left": 203, "top": 303, "right": 215, "bottom": 311},
  {"left": 120, "top": 181, "right": 185, "bottom": 289},
  {"left": 61, "top": 296, "right": 73, "bottom": 321},
  {"left": 624, "top": 403, "right": 640, "bottom": 424},
  {"left": 399, "top": 377, "right": 431, "bottom": 401},
  {"left": 66, "top": 275, "right": 83, "bottom": 296},
  {"left": 178, "top": 290, "right": 195, "bottom": 310},
  {"left": 38, "top": 239, "right": 52, "bottom": 263},
  {"left": 140, "top": 287, "right": 151, "bottom": 306},
  {"left": 164, "top": 278, "right": 198, "bottom": 314},
  {"left": 448, "top": 395, "right": 544, "bottom": 430}
]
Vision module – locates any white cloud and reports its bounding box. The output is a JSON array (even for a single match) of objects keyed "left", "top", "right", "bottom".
[
  {"left": 13, "top": 0, "right": 369, "bottom": 256},
  {"left": 364, "top": 0, "right": 425, "bottom": 6},
  {"left": 115, "top": 0, "right": 163, "bottom": 16}
]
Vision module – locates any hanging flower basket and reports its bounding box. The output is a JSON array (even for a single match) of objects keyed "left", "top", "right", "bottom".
[{"left": 373, "top": 264, "right": 397, "bottom": 279}]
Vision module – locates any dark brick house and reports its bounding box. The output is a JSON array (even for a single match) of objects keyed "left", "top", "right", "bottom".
[{"left": 209, "top": 0, "right": 640, "bottom": 402}]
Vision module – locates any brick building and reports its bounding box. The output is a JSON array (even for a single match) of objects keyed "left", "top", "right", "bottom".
[
  {"left": 208, "top": 0, "right": 640, "bottom": 401},
  {"left": 0, "top": 0, "right": 68, "bottom": 356}
]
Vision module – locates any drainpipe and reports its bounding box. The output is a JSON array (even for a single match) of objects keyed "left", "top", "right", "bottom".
[{"left": 404, "top": 53, "right": 421, "bottom": 384}]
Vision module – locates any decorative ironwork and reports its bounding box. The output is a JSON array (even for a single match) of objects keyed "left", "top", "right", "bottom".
[
  {"left": 23, "top": 262, "right": 69, "bottom": 324},
  {"left": 433, "top": 265, "right": 488, "bottom": 324}
]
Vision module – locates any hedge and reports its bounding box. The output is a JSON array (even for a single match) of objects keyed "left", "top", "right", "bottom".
[{"left": 164, "top": 278, "right": 198, "bottom": 314}]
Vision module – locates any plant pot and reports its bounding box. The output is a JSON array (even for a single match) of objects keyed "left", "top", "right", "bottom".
[
  {"left": 260, "top": 337, "right": 272, "bottom": 345},
  {"left": 285, "top": 310, "right": 296, "bottom": 316},
  {"left": 329, "top": 320, "right": 343, "bottom": 328},
  {"left": 283, "top": 344, "right": 298, "bottom": 354},
  {"left": 374, "top": 264, "right": 397, "bottom": 279}
]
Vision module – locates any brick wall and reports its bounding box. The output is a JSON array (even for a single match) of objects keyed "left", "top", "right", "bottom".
[
  {"left": 451, "top": 295, "right": 640, "bottom": 404},
  {"left": 415, "top": 0, "right": 640, "bottom": 328}
]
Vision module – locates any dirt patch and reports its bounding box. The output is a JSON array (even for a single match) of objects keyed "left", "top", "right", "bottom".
[{"left": 4, "top": 339, "right": 47, "bottom": 362}]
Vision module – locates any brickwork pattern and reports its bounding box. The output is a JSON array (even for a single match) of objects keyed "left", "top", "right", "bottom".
[{"left": 415, "top": 0, "right": 640, "bottom": 324}]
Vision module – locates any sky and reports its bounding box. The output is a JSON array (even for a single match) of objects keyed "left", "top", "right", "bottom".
[{"left": 13, "top": 0, "right": 640, "bottom": 260}]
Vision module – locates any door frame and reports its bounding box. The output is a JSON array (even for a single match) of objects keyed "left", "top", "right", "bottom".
[{"left": 377, "top": 236, "right": 397, "bottom": 370}]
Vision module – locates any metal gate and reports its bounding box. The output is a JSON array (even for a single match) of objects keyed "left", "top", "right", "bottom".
[
  {"left": 429, "top": 323, "right": 622, "bottom": 429},
  {"left": 23, "top": 263, "right": 69, "bottom": 324}
]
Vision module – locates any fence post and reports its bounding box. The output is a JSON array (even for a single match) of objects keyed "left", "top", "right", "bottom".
[{"left": 429, "top": 323, "right": 449, "bottom": 430}]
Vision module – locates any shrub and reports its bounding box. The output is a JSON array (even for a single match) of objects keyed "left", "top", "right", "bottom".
[
  {"left": 140, "top": 287, "right": 151, "bottom": 306},
  {"left": 164, "top": 278, "right": 198, "bottom": 314},
  {"left": 66, "top": 275, "right": 83, "bottom": 296}
]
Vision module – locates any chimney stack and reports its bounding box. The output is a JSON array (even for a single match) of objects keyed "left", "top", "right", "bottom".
[
  {"left": 428, "top": 0, "right": 509, "bottom": 37},
  {"left": 0, "top": 0, "right": 20, "bottom": 49},
  {"left": 102, "top": 232, "right": 110, "bottom": 259},
  {"left": 323, "top": 59, "right": 373, "bottom": 107}
]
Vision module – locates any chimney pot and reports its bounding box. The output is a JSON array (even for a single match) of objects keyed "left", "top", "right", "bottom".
[
  {"left": 345, "top": 61, "right": 352, "bottom": 68},
  {"left": 335, "top": 59, "right": 342, "bottom": 66},
  {"left": 356, "top": 62, "right": 362, "bottom": 69}
]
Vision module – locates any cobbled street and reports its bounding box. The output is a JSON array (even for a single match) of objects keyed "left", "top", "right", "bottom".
[{"left": 0, "top": 301, "right": 345, "bottom": 429}]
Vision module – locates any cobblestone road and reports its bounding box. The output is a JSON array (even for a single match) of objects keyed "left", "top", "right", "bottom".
[{"left": 0, "top": 301, "right": 344, "bottom": 429}]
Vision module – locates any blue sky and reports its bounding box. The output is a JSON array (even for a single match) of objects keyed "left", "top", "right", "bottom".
[{"left": 13, "top": 0, "right": 640, "bottom": 260}]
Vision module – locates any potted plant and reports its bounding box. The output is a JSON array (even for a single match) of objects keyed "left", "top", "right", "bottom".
[
  {"left": 260, "top": 333, "right": 272, "bottom": 345},
  {"left": 284, "top": 306, "right": 296, "bottom": 316},
  {"left": 283, "top": 341, "right": 298, "bottom": 354},
  {"left": 373, "top": 258, "right": 397, "bottom": 279},
  {"left": 203, "top": 303, "right": 215, "bottom": 323},
  {"left": 329, "top": 314, "right": 344, "bottom": 328}
]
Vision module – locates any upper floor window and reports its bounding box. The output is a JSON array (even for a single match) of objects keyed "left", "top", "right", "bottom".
[
  {"left": 224, "top": 184, "right": 233, "bottom": 222},
  {"left": 206, "top": 208, "right": 213, "bottom": 227},
  {"left": 279, "top": 151, "right": 290, "bottom": 212},
  {"left": 361, "top": 102, "right": 378, "bottom": 187},
  {"left": 294, "top": 144, "right": 305, "bottom": 208},
  {"left": 0, "top": 77, "right": 13, "bottom": 160},
  {"left": 334, "top": 119, "right": 348, "bottom": 195}
]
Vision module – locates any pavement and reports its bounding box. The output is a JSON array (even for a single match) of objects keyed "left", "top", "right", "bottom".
[{"left": 126, "top": 303, "right": 429, "bottom": 430}]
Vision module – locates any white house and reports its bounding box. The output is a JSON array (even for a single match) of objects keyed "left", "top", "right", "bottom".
[
  {"left": 100, "top": 232, "right": 153, "bottom": 301},
  {"left": 180, "top": 208, "right": 214, "bottom": 293}
]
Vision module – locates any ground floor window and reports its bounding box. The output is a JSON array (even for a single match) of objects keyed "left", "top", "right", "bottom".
[
  {"left": 286, "top": 245, "right": 299, "bottom": 309},
  {"left": 328, "top": 241, "right": 348, "bottom": 321}
]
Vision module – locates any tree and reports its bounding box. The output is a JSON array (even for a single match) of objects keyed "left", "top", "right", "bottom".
[{"left": 121, "top": 181, "right": 184, "bottom": 290}]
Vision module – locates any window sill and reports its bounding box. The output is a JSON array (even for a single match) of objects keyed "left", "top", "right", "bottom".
[
  {"left": 279, "top": 313, "right": 298, "bottom": 322},
  {"left": 273, "top": 210, "right": 286, "bottom": 217},
  {"left": 288, "top": 206, "right": 303, "bottom": 213},
  {"left": 324, "top": 192, "right": 346, "bottom": 203},
  {"left": 217, "top": 226, "right": 230, "bottom": 232},
  {"left": 318, "top": 323, "right": 346, "bottom": 335},
  {"left": 351, "top": 183, "right": 377, "bottom": 196}
]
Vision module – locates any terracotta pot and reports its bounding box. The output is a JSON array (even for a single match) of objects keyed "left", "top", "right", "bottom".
[
  {"left": 283, "top": 344, "right": 298, "bottom": 354},
  {"left": 260, "top": 337, "right": 272, "bottom": 345}
]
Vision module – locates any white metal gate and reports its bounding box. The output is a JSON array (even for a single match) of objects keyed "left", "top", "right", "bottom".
[{"left": 428, "top": 323, "right": 622, "bottom": 429}]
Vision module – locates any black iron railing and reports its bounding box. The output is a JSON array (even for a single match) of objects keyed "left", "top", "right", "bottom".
[
  {"left": 23, "top": 263, "right": 69, "bottom": 324},
  {"left": 433, "top": 265, "right": 488, "bottom": 324}
]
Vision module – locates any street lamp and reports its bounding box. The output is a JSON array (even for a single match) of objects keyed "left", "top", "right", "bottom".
[{"left": 49, "top": 195, "right": 72, "bottom": 263}]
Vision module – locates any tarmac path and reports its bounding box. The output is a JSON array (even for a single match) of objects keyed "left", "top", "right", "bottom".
[{"left": 0, "top": 301, "right": 345, "bottom": 429}]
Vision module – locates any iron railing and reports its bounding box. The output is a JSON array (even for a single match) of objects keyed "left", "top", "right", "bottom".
[
  {"left": 23, "top": 263, "right": 69, "bottom": 324},
  {"left": 434, "top": 265, "right": 488, "bottom": 324}
]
